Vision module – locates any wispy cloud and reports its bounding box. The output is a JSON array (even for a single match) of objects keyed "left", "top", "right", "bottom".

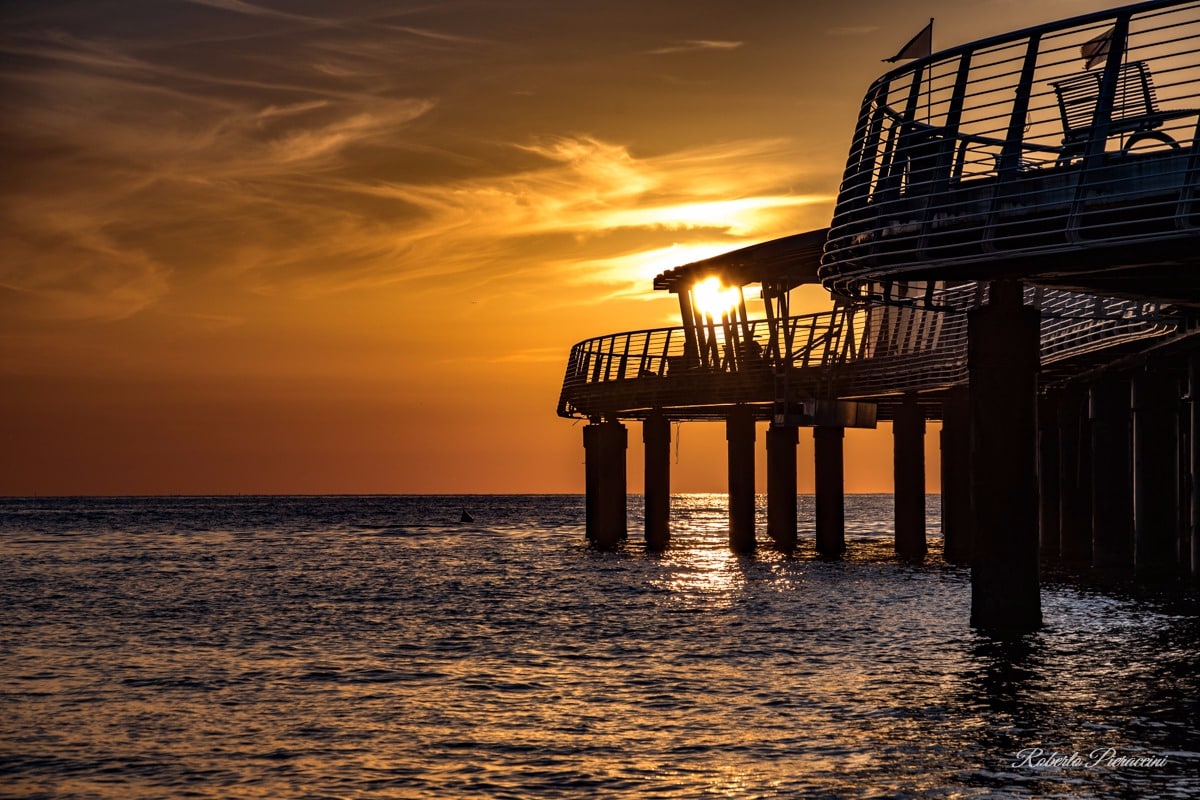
[
  {"left": 183, "top": 0, "right": 331, "bottom": 25},
  {"left": 1, "top": 6, "right": 829, "bottom": 326},
  {"left": 648, "top": 40, "right": 744, "bottom": 55},
  {"left": 336, "top": 135, "right": 830, "bottom": 298}
]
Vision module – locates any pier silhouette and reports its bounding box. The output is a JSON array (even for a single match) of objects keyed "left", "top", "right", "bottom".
[{"left": 557, "top": 0, "right": 1200, "bottom": 630}]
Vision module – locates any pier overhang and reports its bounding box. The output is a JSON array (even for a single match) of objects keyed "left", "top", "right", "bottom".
[{"left": 653, "top": 228, "right": 828, "bottom": 293}]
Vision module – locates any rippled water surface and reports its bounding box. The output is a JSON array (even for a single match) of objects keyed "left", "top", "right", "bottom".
[{"left": 1, "top": 495, "right": 1197, "bottom": 799}]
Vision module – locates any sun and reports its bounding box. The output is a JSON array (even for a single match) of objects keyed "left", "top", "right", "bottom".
[{"left": 690, "top": 276, "right": 741, "bottom": 319}]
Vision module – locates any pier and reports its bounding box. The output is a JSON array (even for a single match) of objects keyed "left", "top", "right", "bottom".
[{"left": 556, "top": 0, "right": 1200, "bottom": 630}]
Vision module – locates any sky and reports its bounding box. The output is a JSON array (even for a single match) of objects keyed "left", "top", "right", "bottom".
[{"left": 1, "top": 0, "right": 1124, "bottom": 495}]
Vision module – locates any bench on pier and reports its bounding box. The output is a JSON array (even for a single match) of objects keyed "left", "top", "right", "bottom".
[{"left": 1050, "top": 60, "right": 1194, "bottom": 161}]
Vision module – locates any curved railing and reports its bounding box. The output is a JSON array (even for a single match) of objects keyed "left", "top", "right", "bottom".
[
  {"left": 557, "top": 286, "right": 1180, "bottom": 419},
  {"left": 820, "top": 0, "right": 1200, "bottom": 304},
  {"left": 557, "top": 310, "right": 856, "bottom": 418}
]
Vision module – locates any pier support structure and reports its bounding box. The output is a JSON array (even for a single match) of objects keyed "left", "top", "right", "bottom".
[
  {"left": 766, "top": 424, "right": 798, "bottom": 554},
  {"left": 643, "top": 414, "right": 671, "bottom": 551},
  {"left": 814, "top": 425, "right": 846, "bottom": 557},
  {"left": 1192, "top": 355, "right": 1200, "bottom": 586},
  {"left": 969, "top": 280, "right": 1041, "bottom": 630},
  {"left": 1133, "top": 367, "right": 1179, "bottom": 579},
  {"left": 727, "top": 406, "right": 757, "bottom": 553},
  {"left": 893, "top": 393, "right": 926, "bottom": 559},
  {"left": 940, "top": 387, "right": 971, "bottom": 563},
  {"left": 1037, "top": 393, "right": 1061, "bottom": 561},
  {"left": 1090, "top": 378, "right": 1133, "bottom": 571},
  {"left": 584, "top": 419, "right": 627, "bottom": 549},
  {"left": 1059, "top": 388, "right": 1093, "bottom": 564}
]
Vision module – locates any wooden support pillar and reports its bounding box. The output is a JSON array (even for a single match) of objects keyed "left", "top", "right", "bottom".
[
  {"left": 1058, "top": 387, "right": 1093, "bottom": 564},
  {"left": 1133, "top": 367, "right": 1179, "bottom": 580},
  {"left": 1090, "top": 377, "right": 1133, "bottom": 571},
  {"left": 940, "top": 387, "right": 971, "bottom": 563},
  {"left": 727, "top": 407, "right": 757, "bottom": 553},
  {"left": 1037, "top": 392, "right": 1061, "bottom": 561},
  {"left": 643, "top": 414, "right": 671, "bottom": 552},
  {"left": 893, "top": 393, "right": 926, "bottom": 559},
  {"left": 969, "top": 280, "right": 1041, "bottom": 631},
  {"left": 814, "top": 425, "right": 846, "bottom": 558},
  {"left": 766, "top": 424, "right": 798, "bottom": 554},
  {"left": 583, "top": 420, "right": 627, "bottom": 549}
]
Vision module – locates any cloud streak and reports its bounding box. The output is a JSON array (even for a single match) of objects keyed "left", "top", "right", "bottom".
[
  {"left": 648, "top": 39, "right": 744, "bottom": 55},
  {"left": 1, "top": 1, "right": 835, "bottom": 330}
]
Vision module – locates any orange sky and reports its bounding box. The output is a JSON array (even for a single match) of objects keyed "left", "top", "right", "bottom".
[{"left": 1, "top": 0, "right": 1121, "bottom": 495}]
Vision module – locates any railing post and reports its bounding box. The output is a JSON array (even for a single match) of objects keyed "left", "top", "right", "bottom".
[
  {"left": 660, "top": 328, "right": 673, "bottom": 376},
  {"left": 840, "top": 79, "right": 889, "bottom": 211},
  {"left": 1067, "top": 14, "right": 1131, "bottom": 241},
  {"left": 678, "top": 289, "right": 699, "bottom": 367}
]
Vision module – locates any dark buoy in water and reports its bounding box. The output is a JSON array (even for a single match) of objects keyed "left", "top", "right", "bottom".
[{"left": 460, "top": 508, "right": 474, "bottom": 523}]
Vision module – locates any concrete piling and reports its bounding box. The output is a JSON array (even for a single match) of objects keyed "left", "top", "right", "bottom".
[
  {"left": 1059, "top": 388, "right": 1093, "bottom": 564},
  {"left": 727, "top": 406, "right": 757, "bottom": 553},
  {"left": 893, "top": 393, "right": 926, "bottom": 560},
  {"left": 1191, "top": 356, "right": 1200, "bottom": 586},
  {"left": 1090, "top": 378, "right": 1133, "bottom": 571},
  {"left": 940, "top": 387, "right": 972, "bottom": 563},
  {"left": 643, "top": 414, "right": 671, "bottom": 551},
  {"left": 1132, "top": 367, "right": 1179, "bottom": 580},
  {"left": 814, "top": 425, "right": 846, "bottom": 558},
  {"left": 766, "top": 424, "right": 799, "bottom": 554},
  {"left": 1037, "top": 393, "right": 1061, "bottom": 561},
  {"left": 969, "top": 280, "right": 1041, "bottom": 631},
  {"left": 584, "top": 419, "right": 628, "bottom": 549}
]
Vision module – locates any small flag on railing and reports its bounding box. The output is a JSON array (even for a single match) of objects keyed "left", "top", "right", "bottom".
[
  {"left": 1081, "top": 25, "right": 1114, "bottom": 69},
  {"left": 884, "top": 19, "right": 933, "bottom": 62}
]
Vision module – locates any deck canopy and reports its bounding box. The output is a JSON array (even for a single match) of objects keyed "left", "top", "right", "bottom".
[{"left": 653, "top": 228, "right": 829, "bottom": 292}]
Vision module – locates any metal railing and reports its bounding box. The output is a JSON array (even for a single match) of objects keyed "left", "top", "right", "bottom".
[
  {"left": 556, "top": 285, "right": 1179, "bottom": 418},
  {"left": 820, "top": 0, "right": 1200, "bottom": 302},
  {"left": 562, "top": 311, "right": 853, "bottom": 382}
]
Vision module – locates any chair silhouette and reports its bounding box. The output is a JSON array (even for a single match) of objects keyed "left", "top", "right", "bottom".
[{"left": 1051, "top": 60, "right": 1184, "bottom": 161}]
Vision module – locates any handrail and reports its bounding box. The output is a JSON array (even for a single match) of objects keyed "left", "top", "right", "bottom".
[{"left": 557, "top": 285, "right": 1179, "bottom": 418}]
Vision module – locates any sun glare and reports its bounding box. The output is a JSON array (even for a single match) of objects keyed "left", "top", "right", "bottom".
[{"left": 691, "top": 276, "right": 741, "bottom": 319}]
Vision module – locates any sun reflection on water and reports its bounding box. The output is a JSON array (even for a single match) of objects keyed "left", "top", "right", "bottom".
[{"left": 649, "top": 494, "right": 752, "bottom": 609}]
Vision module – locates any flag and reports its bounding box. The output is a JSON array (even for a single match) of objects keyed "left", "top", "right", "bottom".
[
  {"left": 1081, "top": 25, "right": 1113, "bottom": 69},
  {"left": 884, "top": 19, "right": 933, "bottom": 63}
]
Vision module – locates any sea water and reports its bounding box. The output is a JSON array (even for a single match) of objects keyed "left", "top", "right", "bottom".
[{"left": 1, "top": 495, "right": 1197, "bottom": 799}]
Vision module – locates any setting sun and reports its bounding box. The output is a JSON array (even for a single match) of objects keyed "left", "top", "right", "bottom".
[{"left": 691, "top": 276, "right": 742, "bottom": 319}]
